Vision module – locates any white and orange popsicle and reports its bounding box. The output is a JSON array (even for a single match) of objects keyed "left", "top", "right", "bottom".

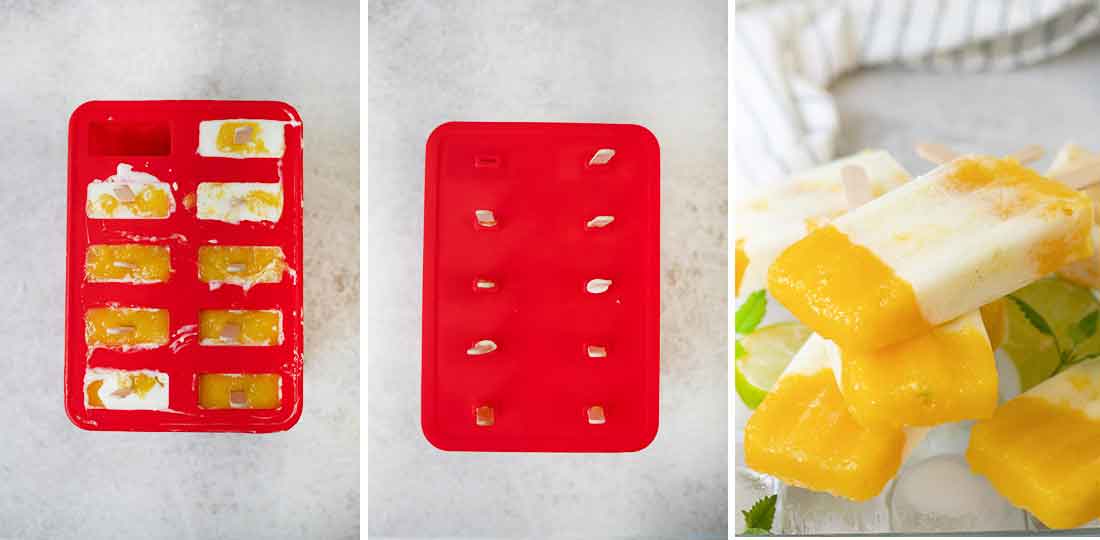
[
  {"left": 967, "top": 357, "right": 1100, "bottom": 529},
  {"left": 1047, "top": 143, "right": 1100, "bottom": 289},
  {"left": 735, "top": 150, "right": 910, "bottom": 298},
  {"left": 837, "top": 309, "right": 998, "bottom": 429},
  {"left": 744, "top": 334, "right": 928, "bottom": 501},
  {"left": 768, "top": 156, "right": 1094, "bottom": 351}
]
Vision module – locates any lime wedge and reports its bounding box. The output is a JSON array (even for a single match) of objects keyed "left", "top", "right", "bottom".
[
  {"left": 1002, "top": 277, "right": 1100, "bottom": 391},
  {"left": 736, "top": 322, "right": 812, "bottom": 408}
]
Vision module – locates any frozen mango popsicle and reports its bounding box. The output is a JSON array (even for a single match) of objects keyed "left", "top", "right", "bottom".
[
  {"left": 84, "top": 369, "right": 169, "bottom": 410},
  {"left": 199, "top": 309, "right": 282, "bottom": 346},
  {"left": 196, "top": 182, "right": 283, "bottom": 224},
  {"left": 198, "top": 245, "right": 287, "bottom": 290},
  {"left": 838, "top": 310, "right": 997, "bottom": 429},
  {"left": 85, "top": 307, "right": 169, "bottom": 350},
  {"left": 86, "top": 163, "right": 175, "bottom": 219},
  {"left": 744, "top": 334, "right": 927, "bottom": 501},
  {"left": 769, "top": 156, "right": 1093, "bottom": 351},
  {"left": 85, "top": 244, "right": 171, "bottom": 283},
  {"left": 197, "top": 373, "right": 281, "bottom": 409},
  {"left": 197, "top": 119, "right": 288, "bottom": 158},
  {"left": 735, "top": 150, "right": 910, "bottom": 298},
  {"left": 967, "top": 358, "right": 1100, "bottom": 529},
  {"left": 1048, "top": 143, "right": 1100, "bottom": 289}
]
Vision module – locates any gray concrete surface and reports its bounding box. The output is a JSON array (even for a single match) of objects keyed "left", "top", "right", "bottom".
[
  {"left": 368, "top": 1, "right": 728, "bottom": 538},
  {"left": 0, "top": 1, "right": 359, "bottom": 538}
]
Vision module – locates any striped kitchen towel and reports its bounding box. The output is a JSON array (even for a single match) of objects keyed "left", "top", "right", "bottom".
[{"left": 735, "top": 0, "right": 1100, "bottom": 191}]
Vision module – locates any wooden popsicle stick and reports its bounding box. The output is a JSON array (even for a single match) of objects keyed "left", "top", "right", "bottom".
[
  {"left": 1007, "top": 144, "right": 1044, "bottom": 164},
  {"left": 1052, "top": 160, "right": 1100, "bottom": 190},
  {"left": 841, "top": 165, "right": 874, "bottom": 209},
  {"left": 915, "top": 143, "right": 960, "bottom": 165},
  {"left": 229, "top": 389, "right": 249, "bottom": 408}
]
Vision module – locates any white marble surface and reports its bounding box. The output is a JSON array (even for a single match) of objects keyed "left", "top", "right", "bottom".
[
  {"left": 368, "top": 1, "right": 728, "bottom": 538},
  {"left": 0, "top": 2, "right": 359, "bottom": 539}
]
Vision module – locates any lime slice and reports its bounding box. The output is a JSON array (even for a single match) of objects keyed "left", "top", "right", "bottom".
[
  {"left": 736, "top": 322, "right": 812, "bottom": 408},
  {"left": 1002, "top": 277, "right": 1100, "bottom": 391}
]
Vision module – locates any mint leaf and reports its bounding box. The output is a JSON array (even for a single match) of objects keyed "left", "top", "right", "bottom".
[
  {"left": 1008, "top": 295, "right": 1054, "bottom": 337},
  {"left": 735, "top": 340, "right": 747, "bottom": 360},
  {"left": 736, "top": 290, "right": 767, "bottom": 335},
  {"left": 741, "top": 494, "right": 777, "bottom": 533},
  {"left": 742, "top": 528, "right": 770, "bottom": 536},
  {"left": 1070, "top": 310, "right": 1099, "bottom": 346}
]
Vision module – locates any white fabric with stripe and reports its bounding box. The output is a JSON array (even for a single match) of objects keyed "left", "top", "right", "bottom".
[{"left": 735, "top": 0, "right": 1100, "bottom": 190}]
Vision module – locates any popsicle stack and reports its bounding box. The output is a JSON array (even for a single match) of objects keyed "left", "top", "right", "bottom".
[{"left": 739, "top": 145, "right": 1100, "bottom": 528}]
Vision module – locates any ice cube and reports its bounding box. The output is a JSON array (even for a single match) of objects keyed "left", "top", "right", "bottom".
[
  {"left": 889, "top": 454, "right": 1026, "bottom": 532},
  {"left": 779, "top": 485, "right": 891, "bottom": 534}
]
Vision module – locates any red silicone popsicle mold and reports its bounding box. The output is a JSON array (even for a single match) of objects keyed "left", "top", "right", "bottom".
[
  {"left": 422, "top": 122, "right": 660, "bottom": 452},
  {"left": 65, "top": 100, "right": 304, "bottom": 432}
]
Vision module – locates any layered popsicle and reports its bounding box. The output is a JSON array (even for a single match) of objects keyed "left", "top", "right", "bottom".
[
  {"left": 837, "top": 310, "right": 997, "bottom": 429},
  {"left": 1048, "top": 143, "right": 1100, "bottom": 289},
  {"left": 735, "top": 150, "right": 910, "bottom": 298},
  {"left": 967, "top": 357, "right": 1100, "bottom": 529},
  {"left": 744, "top": 334, "right": 927, "bottom": 501},
  {"left": 768, "top": 156, "right": 1094, "bottom": 351}
]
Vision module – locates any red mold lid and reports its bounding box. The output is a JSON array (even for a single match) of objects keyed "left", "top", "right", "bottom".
[
  {"left": 65, "top": 100, "right": 304, "bottom": 432},
  {"left": 422, "top": 122, "right": 660, "bottom": 452}
]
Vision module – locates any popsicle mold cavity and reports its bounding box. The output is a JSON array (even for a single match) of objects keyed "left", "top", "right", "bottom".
[
  {"left": 199, "top": 310, "right": 282, "bottom": 346},
  {"left": 197, "top": 119, "right": 287, "bottom": 158},
  {"left": 85, "top": 307, "right": 169, "bottom": 350},
  {"left": 88, "top": 121, "right": 171, "bottom": 156},
  {"left": 197, "top": 245, "right": 287, "bottom": 290},
  {"left": 197, "top": 373, "right": 281, "bottom": 409},
  {"left": 85, "top": 244, "right": 171, "bottom": 284},
  {"left": 84, "top": 369, "right": 169, "bottom": 410},
  {"left": 86, "top": 164, "right": 175, "bottom": 219},
  {"left": 196, "top": 182, "right": 284, "bottom": 224}
]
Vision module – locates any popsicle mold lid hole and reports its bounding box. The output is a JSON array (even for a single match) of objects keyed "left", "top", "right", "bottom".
[
  {"left": 111, "top": 261, "right": 135, "bottom": 269},
  {"left": 587, "top": 406, "right": 606, "bottom": 424},
  {"left": 220, "top": 322, "right": 241, "bottom": 342},
  {"left": 474, "top": 155, "right": 501, "bottom": 168},
  {"left": 475, "top": 406, "right": 494, "bottom": 426},
  {"left": 473, "top": 278, "right": 496, "bottom": 291},
  {"left": 229, "top": 390, "right": 248, "bottom": 409},
  {"left": 475, "top": 209, "right": 497, "bottom": 228},
  {"left": 587, "top": 345, "right": 608, "bottom": 358},
  {"left": 588, "top": 148, "right": 615, "bottom": 166},
  {"left": 586, "top": 278, "right": 612, "bottom": 294},
  {"left": 106, "top": 325, "right": 135, "bottom": 335},
  {"left": 585, "top": 215, "right": 615, "bottom": 229},
  {"left": 226, "top": 263, "right": 246, "bottom": 273},
  {"left": 466, "top": 339, "right": 497, "bottom": 356}
]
